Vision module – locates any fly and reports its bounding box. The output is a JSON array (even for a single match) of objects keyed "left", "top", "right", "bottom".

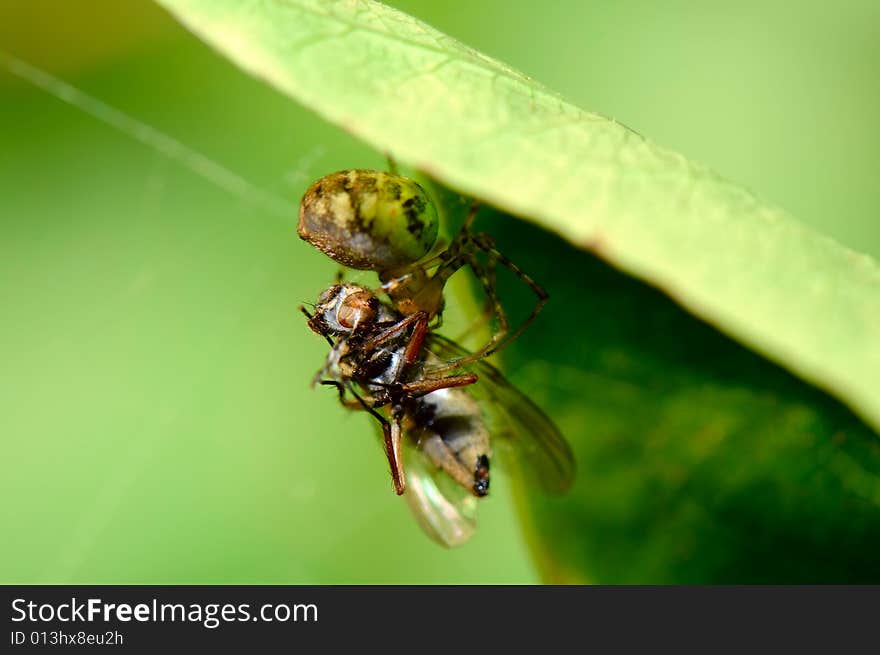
[{"left": 301, "top": 282, "right": 574, "bottom": 547}]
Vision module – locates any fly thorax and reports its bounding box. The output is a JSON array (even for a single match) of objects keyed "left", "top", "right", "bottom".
[{"left": 369, "top": 345, "right": 405, "bottom": 386}]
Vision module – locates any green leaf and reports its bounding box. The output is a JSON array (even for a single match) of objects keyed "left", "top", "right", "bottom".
[
  {"left": 156, "top": 0, "right": 880, "bottom": 434},
  {"left": 485, "top": 213, "right": 880, "bottom": 583},
  {"left": 154, "top": 0, "right": 880, "bottom": 581}
]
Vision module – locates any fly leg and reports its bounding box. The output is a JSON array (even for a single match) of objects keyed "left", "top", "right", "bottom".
[
  {"left": 331, "top": 313, "right": 434, "bottom": 496},
  {"left": 394, "top": 374, "right": 477, "bottom": 398},
  {"left": 370, "top": 306, "right": 456, "bottom": 497},
  {"left": 370, "top": 371, "right": 477, "bottom": 404},
  {"left": 400, "top": 312, "right": 430, "bottom": 366},
  {"left": 320, "top": 379, "right": 406, "bottom": 495},
  {"left": 358, "top": 311, "right": 429, "bottom": 361},
  {"left": 319, "top": 379, "right": 369, "bottom": 410},
  {"left": 386, "top": 407, "right": 406, "bottom": 495},
  {"left": 299, "top": 305, "right": 334, "bottom": 346},
  {"left": 361, "top": 311, "right": 476, "bottom": 395}
]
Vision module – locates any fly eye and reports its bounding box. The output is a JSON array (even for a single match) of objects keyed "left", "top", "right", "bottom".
[
  {"left": 338, "top": 291, "right": 377, "bottom": 329},
  {"left": 336, "top": 307, "right": 357, "bottom": 329}
]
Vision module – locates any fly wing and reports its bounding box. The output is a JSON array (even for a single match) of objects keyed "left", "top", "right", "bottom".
[
  {"left": 363, "top": 411, "right": 478, "bottom": 548},
  {"left": 402, "top": 432, "right": 479, "bottom": 548},
  {"left": 426, "top": 333, "right": 576, "bottom": 493}
]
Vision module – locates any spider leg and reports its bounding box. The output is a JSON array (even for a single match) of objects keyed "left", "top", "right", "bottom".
[
  {"left": 450, "top": 249, "right": 497, "bottom": 343},
  {"left": 428, "top": 231, "right": 548, "bottom": 372},
  {"left": 425, "top": 251, "right": 511, "bottom": 373},
  {"left": 386, "top": 154, "right": 399, "bottom": 176},
  {"left": 473, "top": 231, "right": 549, "bottom": 354}
]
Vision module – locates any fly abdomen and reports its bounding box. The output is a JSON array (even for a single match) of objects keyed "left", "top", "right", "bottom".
[
  {"left": 473, "top": 454, "right": 490, "bottom": 496},
  {"left": 413, "top": 388, "right": 492, "bottom": 497}
]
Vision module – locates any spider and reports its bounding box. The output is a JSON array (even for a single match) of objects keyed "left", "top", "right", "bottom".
[{"left": 297, "top": 168, "right": 548, "bottom": 372}]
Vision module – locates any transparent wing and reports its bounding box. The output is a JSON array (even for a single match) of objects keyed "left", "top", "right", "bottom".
[
  {"left": 425, "top": 333, "right": 576, "bottom": 493},
  {"left": 402, "top": 433, "right": 478, "bottom": 548},
  {"left": 363, "top": 413, "right": 478, "bottom": 548}
]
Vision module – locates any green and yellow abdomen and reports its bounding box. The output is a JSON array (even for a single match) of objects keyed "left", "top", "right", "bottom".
[{"left": 298, "top": 169, "right": 439, "bottom": 270}]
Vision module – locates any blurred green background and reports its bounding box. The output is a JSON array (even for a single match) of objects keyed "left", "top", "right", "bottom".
[{"left": 1, "top": 1, "right": 878, "bottom": 583}]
